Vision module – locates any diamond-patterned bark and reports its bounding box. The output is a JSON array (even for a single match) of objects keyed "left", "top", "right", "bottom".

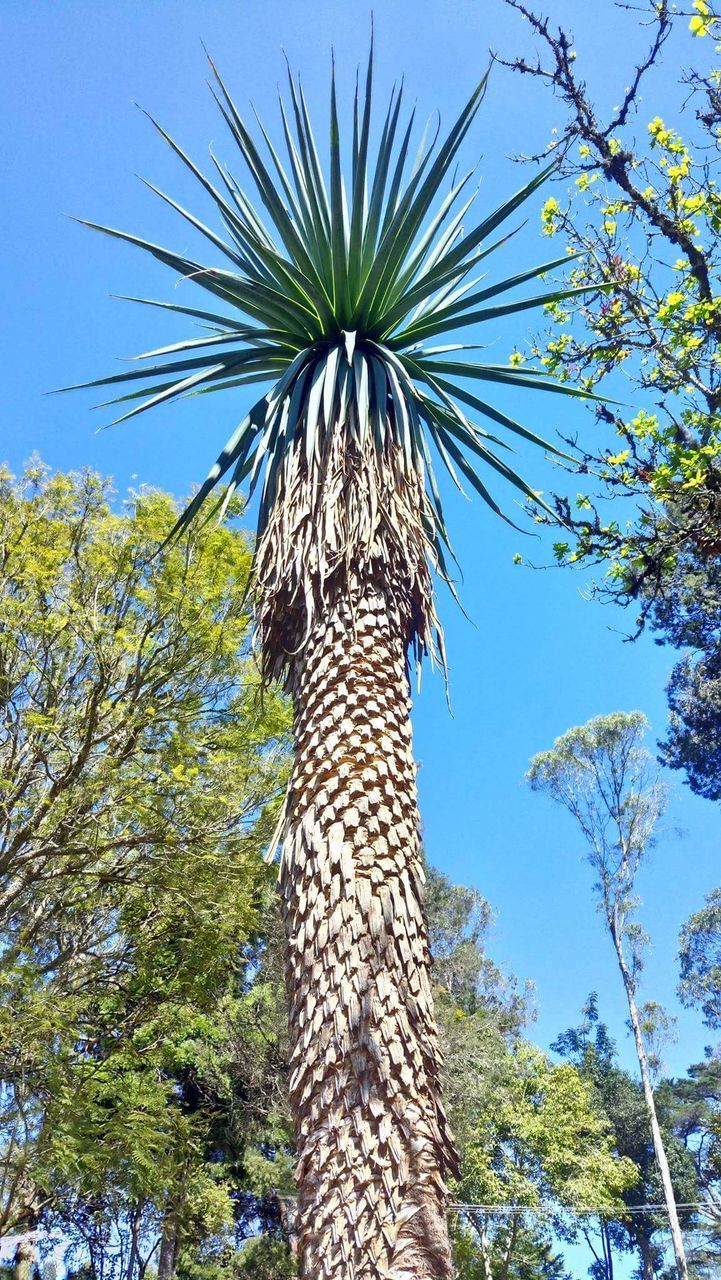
[{"left": 281, "top": 584, "right": 457, "bottom": 1279}]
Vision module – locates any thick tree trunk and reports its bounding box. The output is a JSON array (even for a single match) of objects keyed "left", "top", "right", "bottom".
[{"left": 281, "top": 581, "right": 456, "bottom": 1279}]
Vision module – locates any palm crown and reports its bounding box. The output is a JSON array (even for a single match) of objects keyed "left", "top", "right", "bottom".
[{"left": 63, "top": 46, "right": 602, "bottom": 648}]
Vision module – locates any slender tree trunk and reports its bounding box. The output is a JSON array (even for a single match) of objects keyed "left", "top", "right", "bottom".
[
  {"left": 126, "top": 1200, "right": 144, "bottom": 1280},
  {"left": 499, "top": 1217, "right": 518, "bottom": 1280},
  {"left": 281, "top": 581, "right": 456, "bottom": 1279},
  {"left": 475, "top": 1218, "right": 494, "bottom": 1280},
  {"left": 601, "top": 1220, "right": 614, "bottom": 1280},
  {"left": 583, "top": 1221, "right": 613, "bottom": 1280},
  {"left": 612, "top": 932, "right": 688, "bottom": 1280}
]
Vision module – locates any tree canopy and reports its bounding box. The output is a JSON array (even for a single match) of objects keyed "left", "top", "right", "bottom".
[
  {"left": 501, "top": 1, "right": 721, "bottom": 796},
  {"left": 0, "top": 462, "right": 291, "bottom": 1267},
  {"left": 679, "top": 888, "right": 721, "bottom": 1030}
]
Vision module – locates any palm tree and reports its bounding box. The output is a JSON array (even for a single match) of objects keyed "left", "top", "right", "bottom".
[{"left": 62, "top": 45, "right": 604, "bottom": 1280}]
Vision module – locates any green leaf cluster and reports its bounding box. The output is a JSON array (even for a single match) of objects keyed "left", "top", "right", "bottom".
[
  {"left": 515, "top": 3, "right": 721, "bottom": 621},
  {"left": 678, "top": 888, "right": 721, "bottom": 1029},
  {"left": 427, "top": 870, "right": 637, "bottom": 1280},
  {"left": 0, "top": 461, "right": 291, "bottom": 1260}
]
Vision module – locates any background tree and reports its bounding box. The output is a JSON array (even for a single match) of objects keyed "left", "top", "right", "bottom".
[
  {"left": 426, "top": 873, "right": 636, "bottom": 1280},
  {"left": 500, "top": 1, "right": 721, "bottom": 792},
  {"left": 553, "top": 997, "right": 701, "bottom": 1280},
  {"left": 453, "top": 1039, "right": 637, "bottom": 1280},
  {"left": 553, "top": 998, "right": 637, "bottom": 1280},
  {"left": 142, "top": 866, "right": 636, "bottom": 1280},
  {"left": 663, "top": 1054, "right": 721, "bottom": 1275},
  {"left": 653, "top": 550, "right": 721, "bottom": 802},
  {"left": 528, "top": 713, "right": 690, "bottom": 1279},
  {"left": 678, "top": 888, "right": 721, "bottom": 1031},
  {"left": 0, "top": 462, "right": 291, "bottom": 1276},
  {"left": 62, "top": 40, "right": 606, "bottom": 1279}
]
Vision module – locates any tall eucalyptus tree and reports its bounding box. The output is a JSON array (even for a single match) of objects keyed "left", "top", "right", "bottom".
[
  {"left": 528, "top": 713, "right": 689, "bottom": 1280},
  {"left": 62, "top": 46, "right": 603, "bottom": 1280}
]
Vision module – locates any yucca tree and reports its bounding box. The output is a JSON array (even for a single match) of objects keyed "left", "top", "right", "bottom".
[{"left": 63, "top": 46, "right": 604, "bottom": 1280}]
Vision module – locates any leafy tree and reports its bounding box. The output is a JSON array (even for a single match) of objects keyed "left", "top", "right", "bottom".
[
  {"left": 678, "top": 888, "right": 721, "bottom": 1029},
  {"left": 175, "top": 867, "right": 625, "bottom": 1280},
  {"left": 61, "top": 39, "right": 605, "bottom": 1279},
  {"left": 176, "top": 900, "right": 296, "bottom": 1280},
  {"left": 500, "top": 2, "right": 721, "bottom": 792},
  {"left": 453, "top": 1037, "right": 637, "bottom": 1280},
  {"left": 528, "top": 713, "right": 691, "bottom": 1279},
  {"left": 426, "top": 872, "right": 636, "bottom": 1280},
  {"left": 426, "top": 867, "right": 531, "bottom": 1028},
  {"left": 553, "top": 998, "right": 700, "bottom": 1280},
  {"left": 0, "top": 463, "right": 291, "bottom": 1274},
  {"left": 650, "top": 546, "right": 721, "bottom": 801},
  {"left": 452, "top": 1218, "right": 571, "bottom": 1280},
  {"left": 500, "top": 0, "right": 721, "bottom": 602},
  {"left": 663, "top": 1054, "right": 721, "bottom": 1276}
]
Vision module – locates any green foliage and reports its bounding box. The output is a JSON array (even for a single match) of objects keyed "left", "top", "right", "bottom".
[
  {"left": 507, "top": 2, "right": 721, "bottom": 596},
  {"left": 554, "top": 999, "right": 704, "bottom": 1277},
  {"left": 460, "top": 1040, "right": 638, "bottom": 1212},
  {"left": 176, "top": 1229, "right": 296, "bottom": 1280},
  {"left": 678, "top": 888, "right": 721, "bottom": 1029},
  {"left": 662, "top": 1054, "right": 721, "bottom": 1276},
  {"left": 231, "top": 1236, "right": 296, "bottom": 1278},
  {"left": 0, "top": 462, "right": 291, "bottom": 1260},
  {"left": 647, "top": 540, "right": 721, "bottom": 799},
  {"left": 427, "top": 872, "right": 636, "bottom": 1280},
  {"left": 426, "top": 866, "right": 530, "bottom": 1025},
  {"left": 502, "top": 6, "right": 721, "bottom": 791},
  {"left": 527, "top": 713, "right": 665, "bottom": 955},
  {"left": 452, "top": 1220, "right": 571, "bottom": 1280},
  {"left": 62, "top": 44, "right": 607, "bottom": 580}
]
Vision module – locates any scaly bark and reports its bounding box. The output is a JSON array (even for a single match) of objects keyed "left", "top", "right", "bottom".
[{"left": 280, "top": 580, "right": 457, "bottom": 1279}]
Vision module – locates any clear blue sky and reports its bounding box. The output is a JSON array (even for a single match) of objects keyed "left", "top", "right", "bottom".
[{"left": 2, "top": 0, "right": 717, "bottom": 1135}]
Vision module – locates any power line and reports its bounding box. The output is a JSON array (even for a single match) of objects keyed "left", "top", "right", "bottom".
[
  {"left": 450, "top": 1202, "right": 713, "bottom": 1218},
  {"left": 277, "top": 1194, "right": 714, "bottom": 1221}
]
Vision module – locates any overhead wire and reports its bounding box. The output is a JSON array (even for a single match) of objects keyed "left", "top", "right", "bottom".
[{"left": 449, "top": 1201, "right": 714, "bottom": 1218}]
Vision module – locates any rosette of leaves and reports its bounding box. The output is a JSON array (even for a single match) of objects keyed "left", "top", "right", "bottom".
[{"left": 62, "top": 44, "right": 603, "bottom": 673}]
